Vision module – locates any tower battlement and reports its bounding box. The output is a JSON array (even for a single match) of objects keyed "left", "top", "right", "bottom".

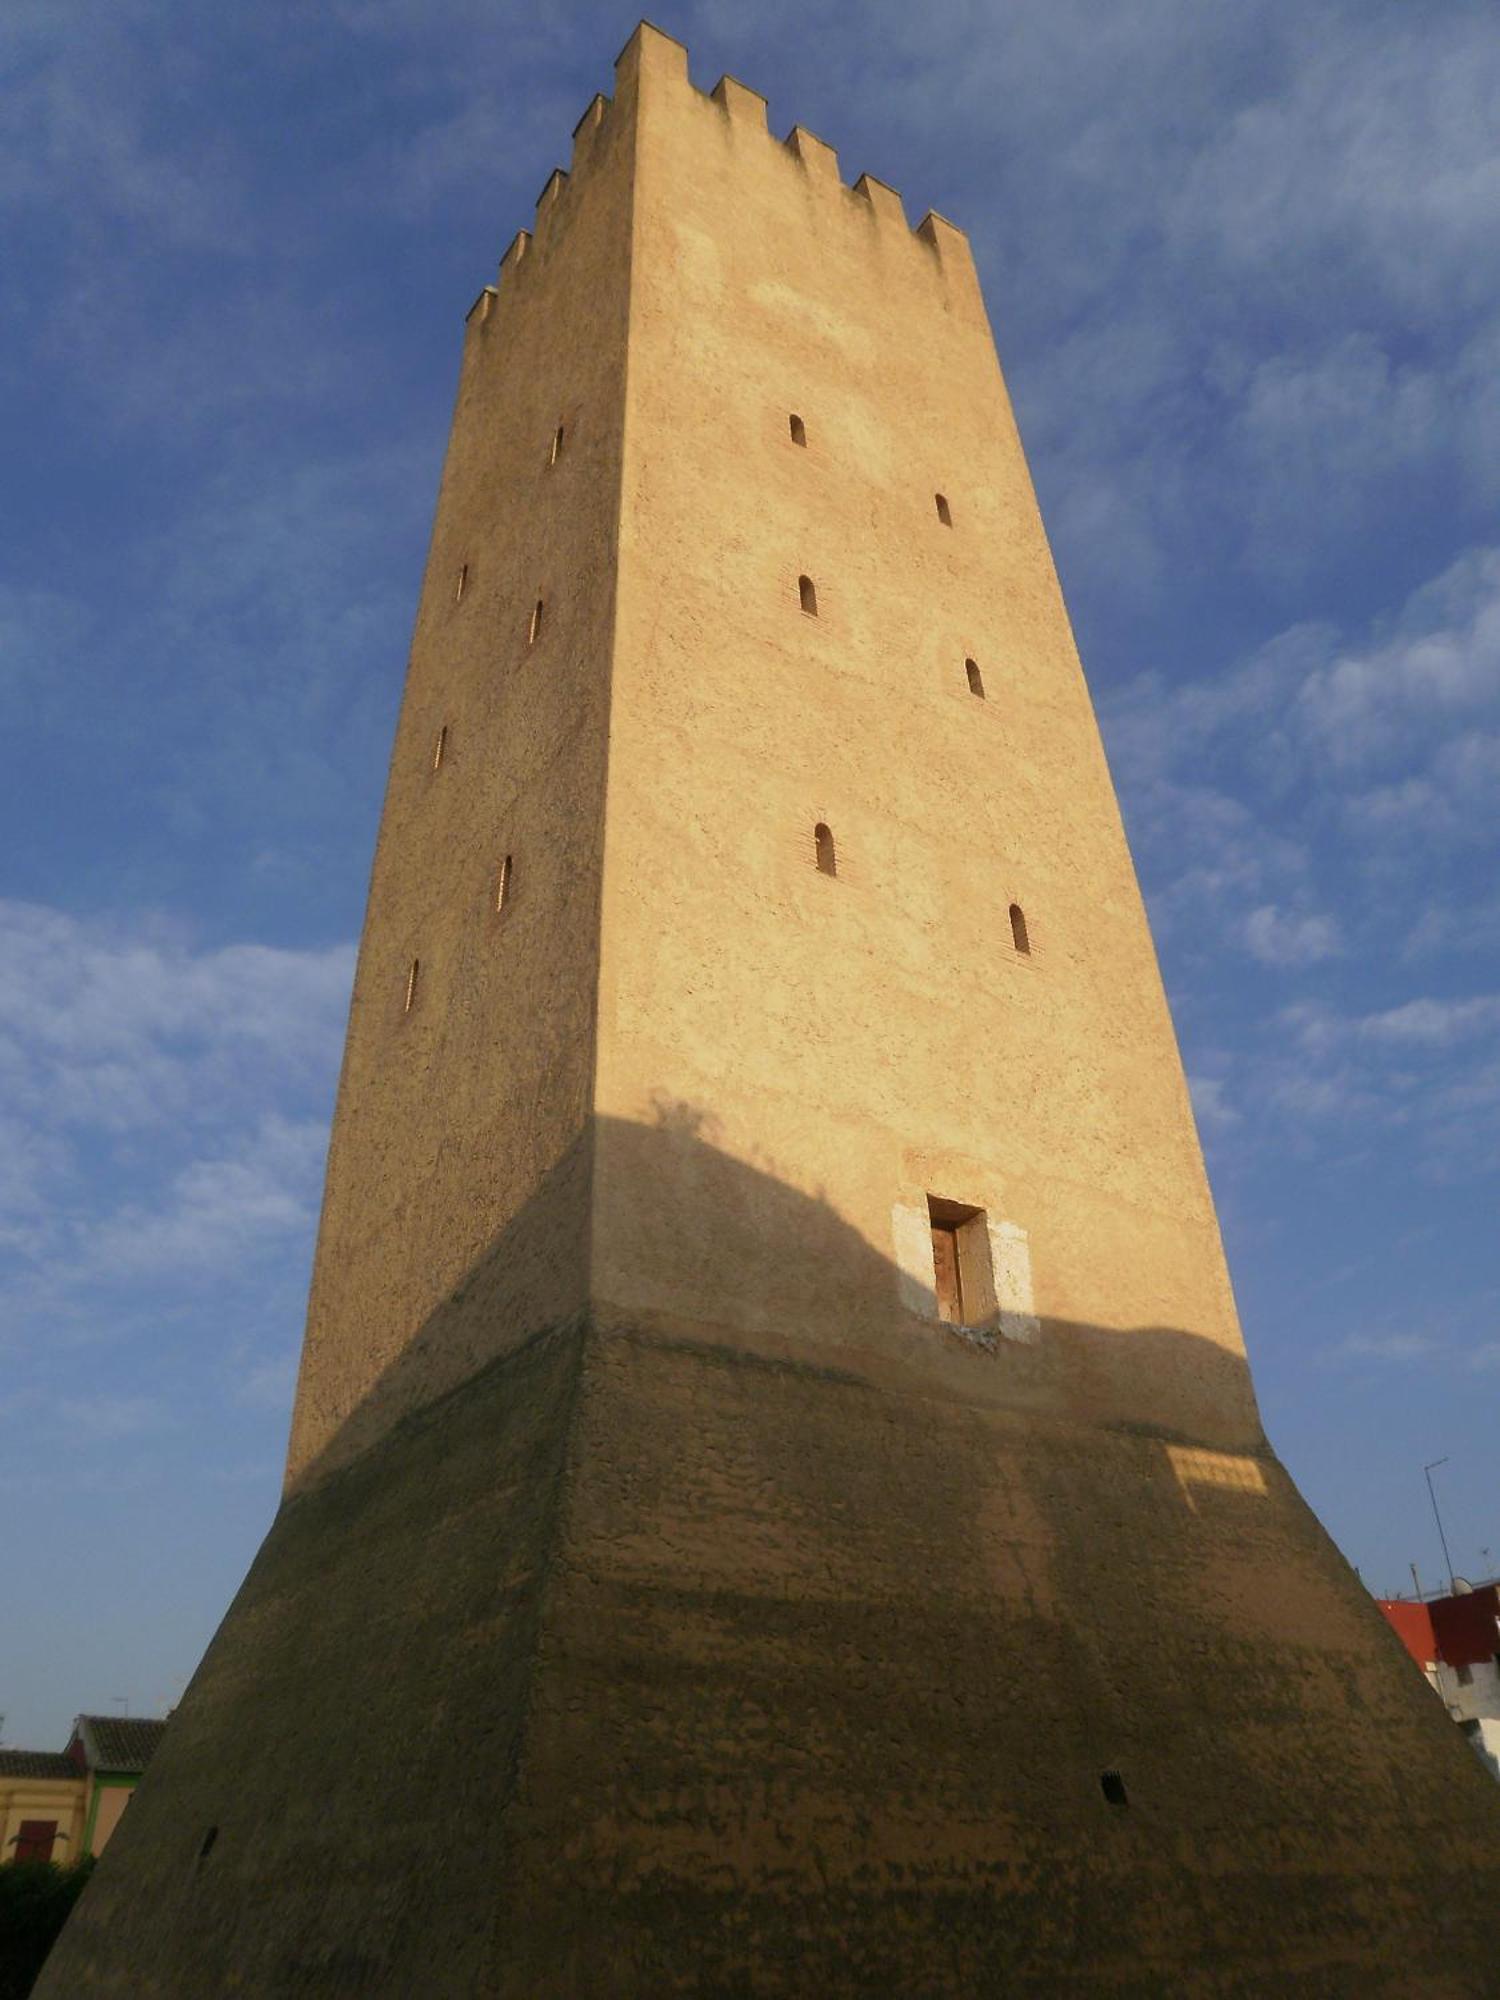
[{"left": 485, "top": 23, "right": 977, "bottom": 322}]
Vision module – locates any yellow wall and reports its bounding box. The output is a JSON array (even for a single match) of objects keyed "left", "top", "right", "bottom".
[
  {"left": 285, "top": 87, "right": 638, "bottom": 1484},
  {"left": 0, "top": 1776, "right": 86, "bottom": 1866},
  {"left": 590, "top": 29, "right": 1252, "bottom": 1448},
  {"left": 287, "top": 22, "right": 1255, "bottom": 1486}
]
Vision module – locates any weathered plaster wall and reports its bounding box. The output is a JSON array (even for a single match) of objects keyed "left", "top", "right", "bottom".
[
  {"left": 285, "top": 76, "right": 637, "bottom": 1484},
  {"left": 591, "top": 30, "right": 1247, "bottom": 1449}
]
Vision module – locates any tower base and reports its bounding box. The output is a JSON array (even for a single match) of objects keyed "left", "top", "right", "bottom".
[{"left": 40, "top": 1304, "right": 1500, "bottom": 1995}]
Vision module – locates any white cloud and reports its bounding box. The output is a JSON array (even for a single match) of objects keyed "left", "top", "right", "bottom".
[
  {"left": 56, "top": 1394, "right": 170, "bottom": 1441},
  {"left": 1357, "top": 996, "right": 1500, "bottom": 1048},
  {"left": 1243, "top": 904, "right": 1342, "bottom": 968},
  {"left": 1335, "top": 1333, "right": 1442, "bottom": 1364},
  {"left": 89, "top": 1116, "right": 329, "bottom": 1279},
  {"left": 1296, "top": 548, "right": 1500, "bottom": 765},
  {"left": 1188, "top": 1075, "right": 1238, "bottom": 1130},
  {"left": 0, "top": 904, "right": 352, "bottom": 1416}
]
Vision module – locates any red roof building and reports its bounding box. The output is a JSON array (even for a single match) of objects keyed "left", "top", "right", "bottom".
[{"left": 1377, "top": 1583, "right": 1500, "bottom": 1779}]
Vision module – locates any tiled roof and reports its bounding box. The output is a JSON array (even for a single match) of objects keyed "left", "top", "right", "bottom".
[
  {"left": 76, "top": 1716, "right": 168, "bottom": 1771},
  {"left": 0, "top": 1750, "right": 78, "bottom": 1781}
]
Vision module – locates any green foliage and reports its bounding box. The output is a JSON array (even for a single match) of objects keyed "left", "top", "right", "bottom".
[{"left": 0, "top": 1857, "right": 95, "bottom": 2000}]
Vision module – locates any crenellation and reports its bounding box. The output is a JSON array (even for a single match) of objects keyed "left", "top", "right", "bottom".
[
  {"left": 615, "top": 19, "right": 689, "bottom": 96},
  {"left": 710, "top": 75, "right": 769, "bottom": 131},
  {"left": 571, "top": 90, "right": 610, "bottom": 164},
  {"left": 535, "top": 167, "right": 568, "bottom": 217},
  {"left": 495, "top": 226, "right": 531, "bottom": 299},
  {"left": 464, "top": 285, "right": 498, "bottom": 326},
  {"left": 783, "top": 125, "right": 840, "bottom": 186},
  {"left": 486, "top": 23, "right": 974, "bottom": 318},
  {"left": 851, "top": 172, "right": 908, "bottom": 228}
]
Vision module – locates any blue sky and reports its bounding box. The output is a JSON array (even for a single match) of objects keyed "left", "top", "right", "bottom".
[{"left": 3, "top": 0, "right": 1497, "bottom": 1744}]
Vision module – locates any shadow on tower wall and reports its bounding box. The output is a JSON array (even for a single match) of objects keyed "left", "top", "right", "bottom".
[{"left": 37, "top": 1111, "right": 1500, "bottom": 1998}]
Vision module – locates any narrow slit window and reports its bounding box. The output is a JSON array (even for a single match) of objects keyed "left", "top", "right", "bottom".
[
  {"left": 789, "top": 412, "right": 807, "bottom": 447},
  {"left": 798, "top": 574, "right": 818, "bottom": 617},
  {"left": 1100, "top": 1771, "right": 1128, "bottom": 1807},
  {"left": 496, "top": 853, "right": 513, "bottom": 915},
  {"left": 432, "top": 725, "right": 448, "bottom": 771},
  {"left": 528, "top": 598, "right": 544, "bottom": 645},
  {"left": 935, "top": 493, "right": 953, "bottom": 526},
  {"left": 404, "top": 958, "right": 420, "bottom": 1013},
  {"left": 965, "top": 658, "right": 984, "bottom": 698},
  {"left": 198, "top": 1825, "right": 219, "bottom": 1863},
  {"left": 1009, "top": 902, "right": 1030, "bottom": 955},
  {"left": 814, "top": 822, "right": 836, "bottom": 877},
  {"left": 455, "top": 563, "right": 468, "bottom": 603},
  {"left": 550, "top": 421, "right": 565, "bottom": 465}
]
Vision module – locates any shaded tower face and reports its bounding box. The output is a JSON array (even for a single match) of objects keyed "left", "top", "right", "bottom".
[
  {"left": 45, "top": 28, "right": 1500, "bottom": 1999},
  {"left": 287, "top": 23, "right": 1253, "bottom": 1489}
]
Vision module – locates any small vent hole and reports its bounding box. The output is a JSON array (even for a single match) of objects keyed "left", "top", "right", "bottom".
[
  {"left": 798, "top": 573, "right": 818, "bottom": 617},
  {"left": 935, "top": 493, "right": 952, "bottom": 526},
  {"left": 199, "top": 1825, "right": 219, "bottom": 1862},
  {"left": 789, "top": 412, "right": 807, "bottom": 447},
  {"left": 550, "top": 422, "right": 565, "bottom": 465},
  {"left": 404, "top": 958, "right": 420, "bottom": 1013},
  {"left": 965, "top": 658, "right": 984, "bottom": 698},
  {"left": 528, "top": 598, "right": 544, "bottom": 645},
  {"left": 432, "top": 725, "right": 448, "bottom": 771},
  {"left": 455, "top": 563, "right": 468, "bottom": 603},
  {"left": 814, "top": 822, "right": 836, "bottom": 878},
  {"left": 1100, "top": 1771, "right": 1128, "bottom": 1807},
  {"left": 496, "top": 854, "right": 513, "bottom": 915}
]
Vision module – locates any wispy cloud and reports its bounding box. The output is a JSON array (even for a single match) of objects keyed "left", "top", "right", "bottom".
[
  {"left": 0, "top": 904, "right": 352, "bottom": 1432},
  {"left": 1243, "top": 904, "right": 1342, "bottom": 969},
  {"left": 1334, "top": 1333, "right": 1443, "bottom": 1365}
]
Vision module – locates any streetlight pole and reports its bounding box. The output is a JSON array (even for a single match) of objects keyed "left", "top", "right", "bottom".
[{"left": 1424, "top": 1457, "right": 1456, "bottom": 1593}]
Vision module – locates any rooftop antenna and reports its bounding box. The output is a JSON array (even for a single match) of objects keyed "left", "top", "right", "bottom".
[{"left": 1423, "top": 1458, "right": 1456, "bottom": 1594}]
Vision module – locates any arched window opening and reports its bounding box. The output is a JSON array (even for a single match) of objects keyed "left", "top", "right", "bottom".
[
  {"left": 798, "top": 574, "right": 818, "bottom": 617},
  {"left": 432, "top": 724, "right": 448, "bottom": 771},
  {"left": 935, "top": 493, "right": 952, "bottom": 526},
  {"left": 814, "top": 822, "right": 837, "bottom": 877},
  {"left": 965, "top": 658, "right": 984, "bottom": 699},
  {"left": 550, "top": 422, "right": 565, "bottom": 466},
  {"left": 789, "top": 412, "right": 807, "bottom": 447},
  {"left": 496, "top": 854, "right": 513, "bottom": 915},
  {"left": 404, "top": 958, "right": 421, "bottom": 1013},
  {"left": 528, "top": 598, "right": 544, "bottom": 645},
  {"left": 1009, "top": 903, "right": 1030, "bottom": 955},
  {"left": 455, "top": 563, "right": 469, "bottom": 603}
]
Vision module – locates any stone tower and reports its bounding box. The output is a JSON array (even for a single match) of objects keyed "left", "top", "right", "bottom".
[{"left": 42, "top": 25, "right": 1500, "bottom": 1996}]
